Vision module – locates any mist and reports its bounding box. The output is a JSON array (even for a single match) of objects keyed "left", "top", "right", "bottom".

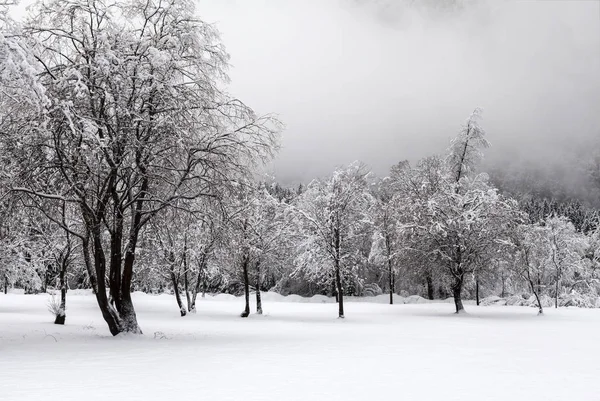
[{"left": 196, "top": 0, "right": 600, "bottom": 184}]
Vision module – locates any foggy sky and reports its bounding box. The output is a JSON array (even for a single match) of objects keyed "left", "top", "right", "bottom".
[{"left": 197, "top": 0, "right": 600, "bottom": 184}]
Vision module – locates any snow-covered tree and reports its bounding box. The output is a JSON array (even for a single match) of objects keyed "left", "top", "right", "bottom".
[
  {"left": 293, "top": 161, "right": 374, "bottom": 318},
  {"left": 369, "top": 177, "right": 401, "bottom": 304},
  {"left": 2, "top": 0, "right": 279, "bottom": 335},
  {"left": 408, "top": 175, "right": 520, "bottom": 313},
  {"left": 447, "top": 107, "right": 488, "bottom": 189},
  {"left": 545, "top": 216, "right": 588, "bottom": 308}
]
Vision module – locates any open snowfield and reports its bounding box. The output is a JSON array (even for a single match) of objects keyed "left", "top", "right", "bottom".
[{"left": 1, "top": 291, "right": 600, "bottom": 401}]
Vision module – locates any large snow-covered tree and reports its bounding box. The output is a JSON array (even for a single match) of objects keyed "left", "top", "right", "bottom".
[{"left": 1, "top": 0, "right": 279, "bottom": 335}]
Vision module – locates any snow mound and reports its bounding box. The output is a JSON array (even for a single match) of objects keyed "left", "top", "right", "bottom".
[
  {"left": 309, "top": 294, "right": 332, "bottom": 303},
  {"left": 404, "top": 295, "right": 429, "bottom": 304}
]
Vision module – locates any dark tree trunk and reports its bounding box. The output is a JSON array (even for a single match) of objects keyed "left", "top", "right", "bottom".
[
  {"left": 169, "top": 252, "right": 186, "bottom": 317},
  {"left": 109, "top": 203, "right": 123, "bottom": 310},
  {"left": 240, "top": 253, "right": 250, "bottom": 318},
  {"left": 3, "top": 274, "right": 7, "bottom": 294},
  {"left": 388, "top": 259, "right": 394, "bottom": 305},
  {"left": 524, "top": 251, "right": 543, "bottom": 315},
  {"left": 528, "top": 278, "right": 543, "bottom": 315},
  {"left": 81, "top": 237, "right": 98, "bottom": 295},
  {"left": 452, "top": 276, "right": 465, "bottom": 314},
  {"left": 256, "top": 260, "right": 262, "bottom": 314},
  {"left": 183, "top": 236, "right": 192, "bottom": 312},
  {"left": 335, "top": 260, "right": 344, "bottom": 318},
  {"left": 184, "top": 267, "right": 191, "bottom": 312},
  {"left": 91, "top": 231, "right": 122, "bottom": 336},
  {"left": 54, "top": 258, "right": 67, "bottom": 325},
  {"left": 555, "top": 274, "right": 559, "bottom": 309},
  {"left": 475, "top": 278, "right": 480, "bottom": 306},
  {"left": 426, "top": 272, "right": 434, "bottom": 300}
]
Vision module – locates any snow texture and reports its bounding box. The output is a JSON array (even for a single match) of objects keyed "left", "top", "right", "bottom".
[{"left": 1, "top": 291, "right": 600, "bottom": 400}]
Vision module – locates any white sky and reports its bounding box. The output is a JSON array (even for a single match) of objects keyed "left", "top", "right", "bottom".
[
  {"left": 10, "top": 0, "right": 600, "bottom": 183},
  {"left": 196, "top": 0, "right": 600, "bottom": 183}
]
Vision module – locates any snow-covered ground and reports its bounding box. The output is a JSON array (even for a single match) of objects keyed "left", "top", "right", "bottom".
[{"left": 1, "top": 291, "right": 599, "bottom": 401}]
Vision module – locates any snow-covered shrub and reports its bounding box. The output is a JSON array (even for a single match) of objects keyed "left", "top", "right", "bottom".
[
  {"left": 506, "top": 295, "right": 526, "bottom": 306},
  {"left": 559, "top": 292, "right": 600, "bottom": 308},
  {"left": 363, "top": 283, "right": 383, "bottom": 297},
  {"left": 47, "top": 293, "right": 64, "bottom": 318}
]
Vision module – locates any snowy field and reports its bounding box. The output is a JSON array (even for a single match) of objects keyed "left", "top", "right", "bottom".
[{"left": 1, "top": 292, "right": 600, "bottom": 401}]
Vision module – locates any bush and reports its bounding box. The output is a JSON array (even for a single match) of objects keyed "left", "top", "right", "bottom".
[{"left": 47, "top": 293, "right": 64, "bottom": 318}]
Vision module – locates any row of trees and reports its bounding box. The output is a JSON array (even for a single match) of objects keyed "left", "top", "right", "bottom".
[{"left": 2, "top": 0, "right": 600, "bottom": 335}]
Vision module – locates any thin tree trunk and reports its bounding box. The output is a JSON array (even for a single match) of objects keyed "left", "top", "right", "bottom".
[
  {"left": 169, "top": 252, "right": 186, "bottom": 317},
  {"left": 388, "top": 258, "right": 394, "bottom": 305},
  {"left": 4, "top": 274, "right": 7, "bottom": 294},
  {"left": 335, "top": 260, "right": 344, "bottom": 318},
  {"left": 475, "top": 278, "right": 480, "bottom": 306},
  {"left": 256, "top": 260, "right": 262, "bottom": 314},
  {"left": 452, "top": 276, "right": 465, "bottom": 313},
  {"left": 241, "top": 254, "right": 250, "bottom": 318},
  {"left": 529, "top": 278, "right": 543, "bottom": 315},
  {"left": 555, "top": 274, "right": 559, "bottom": 309},
  {"left": 184, "top": 267, "right": 191, "bottom": 311},
  {"left": 524, "top": 250, "right": 543, "bottom": 315},
  {"left": 183, "top": 236, "right": 192, "bottom": 311}
]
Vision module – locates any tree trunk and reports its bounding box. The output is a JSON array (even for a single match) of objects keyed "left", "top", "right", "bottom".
[
  {"left": 3, "top": 274, "right": 7, "bottom": 294},
  {"left": 184, "top": 267, "right": 191, "bottom": 312},
  {"left": 388, "top": 258, "right": 394, "bottom": 305},
  {"left": 90, "top": 223, "right": 123, "bottom": 336},
  {"left": 54, "top": 258, "right": 67, "bottom": 325},
  {"left": 475, "top": 278, "right": 480, "bottom": 306},
  {"left": 169, "top": 252, "right": 186, "bottom": 317},
  {"left": 335, "top": 260, "right": 344, "bottom": 318},
  {"left": 426, "top": 272, "right": 434, "bottom": 300},
  {"left": 452, "top": 276, "right": 465, "bottom": 314},
  {"left": 555, "top": 274, "right": 559, "bottom": 309},
  {"left": 529, "top": 278, "right": 544, "bottom": 315},
  {"left": 189, "top": 253, "right": 207, "bottom": 313},
  {"left": 81, "top": 236, "right": 98, "bottom": 295},
  {"left": 183, "top": 236, "right": 192, "bottom": 311},
  {"left": 241, "top": 254, "right": 250, "bottom": 318},
  {"left": 109, "top": 203, "right": 123, "bottom": 310},
  {"left": 256, "top": 260, "right": 262, "bottom": 314}
]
